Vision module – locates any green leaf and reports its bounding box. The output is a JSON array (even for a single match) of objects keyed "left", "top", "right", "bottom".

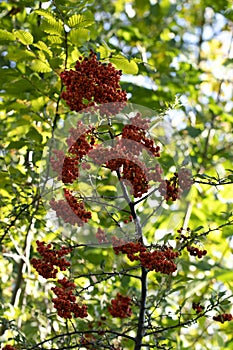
[
  {"left": 26, "top": 127, "right": 43, "bottom": 143},
  {"left": 14, "top": 30, "right": 34, "bottom": 45},
  {"left": 214, "top": 270, "right": 233, "bottom": 283},
  {"left": 192, "top": 225, "right": 204, "bottom": 232},
  {"left": 0, "top": 29, "right": 15, "bottom": 41},
  {"left": 49, "top": 57, "right": 63, "bottom": 69},
  {"left": 222, "top": 225, "right": 232, "bottom": 238},
  {"left": 6, "top": 50, "right": 35, "bottom": 62},
  {"left": 69, "top": 28, "right": 90, "bottom": 45},
  {"left": 110, "top": 55, "right": 139, "bottom": 74},
  {"left": 121, "top": 275, "right": 131, "bottom": 288},
  {"left": 6, "top": 140, "right": 27, "bottom": 150},
  {"left": 194, "top": 260, "right": 213, "bottom": 271},
  {"left": 33, "top": 41, "right": 53, "bottom": 58},
  {"left": 47, "top": 35, "right": 63, "bottom": 44},
  {"left": 67, "top": 14, "right": 94, "bottom": 28},
  {"left": 98, "top": 45, "right": 111, "bottom": 60},
  {"left": 186, "top": 126, "right": 202, "bottom": 137},
  {"left": 41, "top": 18, "right": 63, "bottom": 36},
  {"left": 31, "top": 59, "right": 52, "bottom": 73},
  {"left": 97, "top": 185, "right": 117, "bottom": 197},
  {"left": 34, "top": 9, "right": 57, "bottom": 21}
]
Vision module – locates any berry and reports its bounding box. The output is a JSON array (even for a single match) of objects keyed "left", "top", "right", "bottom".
[
  {"left": 187, "top": 246, "right": 207, "bottom": 259},
  {"left": 112, "top": 237, "right": 179, "bottom": 275},
  {"left": 158, "top": 173, "right": 181, "bottom": 202},
  {"left": 177, "top": 168, "right": 193, "bottom": 191},
  {"left": 31, "top": 241, "right": 72, "bottom": 279},
  {"left": 60, "top": 51, "right": 127, "bottom": 114},
  {"left": 50, "top": 189, "right": 91, "bottom": 226},
  {"left": 213, "top": 313, "right": 233, "bottom": 323},
  {"left": 51, "top": 122, "right": 95, "bottom": 184},
  {"left": 51, "top": 277, "right": 88, "bottom": 319},
  {"left": 108, "top": 293, "right": 132, "bottom": 318},
  {"left": 192, "top": 302, "right": 204, "bottom": 313},
  {"left": 96, "top": 228, "right": 109, "bottom": 244},
  {"left": 121, "top": 114, "right": 160, "bottom": 157},
  {"left": 139, "top": 248, "right": 179, "bottom": 274}
]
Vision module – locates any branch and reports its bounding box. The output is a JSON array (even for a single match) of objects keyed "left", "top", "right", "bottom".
[
  {"left": 194, "top": 179, "right": 233, "bottom": 186},
  {"left": 134, "top": 266, "right": 148, "bottom": 350},
  {"left": 27, "top": 329, "right": 135, "bottom": 350},
  {"left": 146, "top": 295, "right": 232, "bottom": 336},
  {"left": 0, "top": 195, "right": 41, "bottom": 244},
  {"left": 134, "top": 186, "right": 160, "bottom": 206},
  {"left": 177, "top": 219, "right": 233, "bottom": 252}
]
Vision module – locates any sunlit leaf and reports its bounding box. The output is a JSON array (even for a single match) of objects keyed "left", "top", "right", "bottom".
[
  {"left": 69, "top": 28, "right": 90, "bottom": 45},
  {"left": 34, "top": 9, "right": 57, "bottom": 21},
  {"left": 33, "top": 41, "right": 53, "bottom": 58},
  {"left": 31, "top": 59, "right": 52, "bottom": 73},
  {"left": 40, "top": 18, "right": 63, "bottom": 36},
  {"left": 110, "top": 55, "right": 139, "bottom": 74},
  {"left": 67, "top": 14, "right": 94, "bottom": 28},
  {"left": 14, "top": 30, "right": 34, "bottom": 45},
  {"left": 0, "top": 29, "right": 15, "bottom": 41}
]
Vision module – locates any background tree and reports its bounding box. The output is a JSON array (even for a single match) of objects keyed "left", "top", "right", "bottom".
[{"left": 1, "top": 0, "right": 233, "bottom": 349}]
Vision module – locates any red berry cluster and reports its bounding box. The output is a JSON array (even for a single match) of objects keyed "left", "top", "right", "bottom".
[
  {"left": 96, "top": 228, "right": 109, "bottom": 244},
  {"left": 158, "top": 173, "right": 181, "bottom": 202},
  {"left": 50, "top": 149, "right": 66, "bottom": 179},
  {"left": 51, "top": 277, "right": 88, "bottom": 319},
  {"left": 64, "top": 129, "right": 95, "bottom": 184},
  {"left": 67, "top": 123, "right": 95, "bottom": 155},
  {"left": 130, "top": 113, "right": 150, "bottom": 129},
  {"left": 89, "top": 145, "right": 150, "bottom": 197},
  {"left": 123, "top": 215, "right": 133, "bottom": 224},
  {"left": 213, "top": 313, "right": 233, "bottom": 323},
  {"left": 112, "top": 237, "right": 146, "bottom": 260},
  {"left": 50, "top": 121, "right": 94, "bottom": 226},
  {"left": 64, "top": 189, "right": 91, "bottom": 222},
  {"left": 158, "top": 169, "right": 193, "bottom": 202},
  {"left": 112, "top": 237, "right": 179, "bottom": 275},
  {"left": 121, "top": 115, "right": 160, "bottom": 157},
  {"left": 50, "top": 189, "right": 91, "bottom": 226},
  {"left": 187, "top": 246, "right": 207, "bottom": 259},
  {"left": 139, "top": 248, "right": 179, "bottom": 274},
  {"left": 192, "top": 302, "right": 204, "bottom": 313},
  {"left": 177, "top": 168, "right": 193, "bottom": 191},
  {"left": 176, "top": 226, "right": 191, "bottom": 239},
  {"left": 51, "top": 122, "right": 95, "bottom": 185},
  {"left": 120, "top": 159, "right": 149, "bottom": 197},
  {"left": 31, "top": 240, "right": 72, "bottom": 279},
  {"left": 31, "top": 241, "right": 88, "bottom": 319},
  {"left": 148, "top": 163, "right": 163, "bottom": 182},
  {"left": 2, "top": 346, "right": 16, "bottom": 350},
  {"left": 61, "top": 156, "right": 80, "bottom": 184},
  {"left": 108, "top": 293, "right": 132, "bottom": 318},
  {"left": 60, "top": 51, "right": 127, "bottom": 114}
]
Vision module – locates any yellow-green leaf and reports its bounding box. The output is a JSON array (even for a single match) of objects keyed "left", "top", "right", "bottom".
[
  {"left": 31, "top": 59, "right": 52, "bottom": 73},
  {"left": 0, "top": 29, "right": 15, "bottom": 41},
  {"left": 34, "top": 9, "right": 57, "bottom": 21},
  {"left": 48, "top": 35, "right": 63, "bottom": 44},
  {"left": 41, "top": 19, "right": 63, "bottom": 36},
  {"left": 98, "top": 45, "right": 112, "bottom": 60},
  {"left": 69, "top": 28, "right": 90, "bottom": 45},
  {"left": 110, "top": 55, "right": 138, "bottom": 74},
  {"left": 33, "top": 41, "right": 53, "bottom": 58},
  {"left": 67, "top": 13, "right": 94, "bottom": 28},
  {"left": 14, "top": 30, "right": 34, "bottom": 45}
]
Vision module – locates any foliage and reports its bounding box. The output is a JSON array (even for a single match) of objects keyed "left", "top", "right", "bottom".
[{"left": 1, "top": 1, "right": 233, "bottom": 349}]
